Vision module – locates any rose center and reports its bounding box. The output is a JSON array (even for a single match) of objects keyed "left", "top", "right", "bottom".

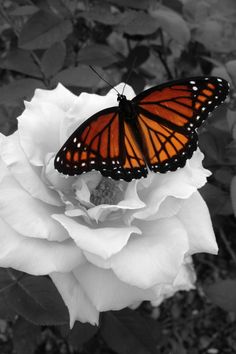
[{"left": 90, "top": 178, "right": 124, "bottom": 206}]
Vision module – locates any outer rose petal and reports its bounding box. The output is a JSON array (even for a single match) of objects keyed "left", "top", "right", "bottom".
[
  {"left": 18, "top": 101, "right": 66, "bottom": 166},
  {"left": 30, "top": 83, "right": 78, "bottom": 112},
  {"left": 109, "top": 217, "right": 189, "bottom": 289},
  {"left": 0, "top": 217, "right": 85, "bottom": 274},
  {"left": 74, "top": 263, "right": 157, "bottom": 311},
  {"left": 133, "top": 150, "right": 210, "bottom": 221},
  {"left": 178, "top": 191, "right": 218, "bottom": 255},
  {"left": 52, "top": 214, "right": 141, "bottom": 258},
  {"left": 151, "top": 257, "right": 196, "bottom": 306},
  {"left": 50, "top": 272, "right": 99, "bottom": 328},
  {"left": 0, "top": 158, "right": 9, "bottom": 184},
  {"left": 0, "top": 176, "right": 67, "bottom": 241},
  {"left": 0, "top": 132, "right": 61, "bottom": 206}
]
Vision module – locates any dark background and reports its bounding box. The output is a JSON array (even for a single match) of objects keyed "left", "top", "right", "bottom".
[{"left": 0, "top": 0, "right": 236, "bottom": 353}]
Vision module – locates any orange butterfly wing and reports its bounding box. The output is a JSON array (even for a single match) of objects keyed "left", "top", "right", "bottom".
[
  {"left": 54, "top": 108, "right": 147, "bottom": 181},
  {"left": 55, "top": 77, "right": 229, "bottom": 181},
  {"left": 134, "top": 77, "right": 229, "bottom": 131},
  {"left": 136, "top": 113, "right": 197, "bottom": 172},
  {"left": 133, "top": 77, "right": 229, "bottom": 172}
]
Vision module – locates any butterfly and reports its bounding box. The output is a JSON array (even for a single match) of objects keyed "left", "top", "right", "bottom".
[{"left": 54, "top": 77, "right": 229, "bottom": 182}]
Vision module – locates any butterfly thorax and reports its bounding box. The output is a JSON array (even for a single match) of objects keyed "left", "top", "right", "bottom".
[{"left": 117, "top": 94, "right": 136, "bottom": 120}]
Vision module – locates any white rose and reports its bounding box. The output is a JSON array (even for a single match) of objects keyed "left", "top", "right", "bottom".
[{"left": 0, "top": 83, "right": 217, "bottom": 327}]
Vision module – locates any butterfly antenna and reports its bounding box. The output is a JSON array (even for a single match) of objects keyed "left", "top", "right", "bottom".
[
  {"left": 89, "top": 66, "right": 119, "bottom": 95},
  {"left": 121, "top": 56, "right": 137, "bottom": 95}
]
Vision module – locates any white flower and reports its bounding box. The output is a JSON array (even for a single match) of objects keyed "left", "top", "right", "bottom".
[{"left": 0, "top": 83, "right": 217, "bottom": 327}]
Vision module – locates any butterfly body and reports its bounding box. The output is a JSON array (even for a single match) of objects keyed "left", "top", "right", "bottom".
[{"left": 55, "top": 77, "right": 229, "bottom": 182}]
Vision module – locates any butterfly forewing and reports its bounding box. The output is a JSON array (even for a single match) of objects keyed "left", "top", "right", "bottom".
[
  {"left": 54, "top": 107, "right": 147, "bottom": 181},
  {"left": 55, "top": 108, "right": 122, "bottom": 176},
  {"left": 134, "top": 77, "right": 230, "bottom": 132}
]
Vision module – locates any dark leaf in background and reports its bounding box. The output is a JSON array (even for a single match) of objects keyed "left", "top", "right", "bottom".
[
  {"left": 77, "top": 44, "right": 118, "bottom": 68},
  {"left": 151, "top": 7, "right": 190, "bottom": 45},
  {"left": 211, "top": 66, "right": 232, "bottom": 84},
  {"left": 41, "top": 41, "right": 66, "bottom": 78},
  {"left": 0, "top": 293, "right": 16, "bottom": 319},
  {"left": 182, "top": 0, "right": 211, "bottom": 24},
  {"left": 101, "top": 309, "right": 160, "bottom": 354},
  {"left": 53, "top": 65, "right": 103, "bottom": 88},
  {"left": 199, "top": 131, "right": 219, "bottom": 161},
  {"left": 0, "top": 269, "right": 23, "bottom": 319},
  {"left": 0, "top": 49, "right": 42, "bottom": 78},
  {"left": 18, "top": 10, "right": 72, "bottom": 50},
  {"left": 215, "top": 167, "right": 234, "bottom": 187},
  {"left": 122, "top": 71, "right": 146, "bottom": 94},
  {"left": 227, "top": 109, "right": 236, "bottom": 136},
  {"left": 125, "top": 46, "right": 150, "bottom": 69},
  {"left": 0, "top": 79, "right": 45, "bottom": 106},
  {"left": 226, "top": 141, "right": 236, "bottom": 165},
  {"left": 211, "top": 0, "right": 236, "bottom": 20},
  {"left": 162, "top": 0, "right": 183, "bottom": 13},
  {"left": 12, "top": 317, "right": 41, "bottom": 354},
  {"left": 117, "top": 11, "right": 159, "bottom": 36},
  {"left": 67, "top": 322, "right": 98, "bottom": 351},
  {"left": 225, "top": 60, "right": 236, "bottom": 86},
  {"left": 9, "top": 5, "right": 39, "bottom": 16},
  {"left": 0, "top": 268, "right": 23, "bottom": 289},
  {"left": 200, "top": 183, "right": 232, "bottom": 216},
  {"left": 106, "top": 0, "right": 150, "bottom": 10},
  {"left": 230, "top": 176, "right": 236, "bottom": 215},
  {"left": 194, "top": 19, "right": 236, "bottom": 53},
  {"left": 199, "top": 127, "right": 231, "bottom": 163},
  {"left": 204, "top": 280, "right": 236, "bottom": 313},
  {"left": 47, "top": 0, "right": 72, "bottom": 18},
  {"left": 81, "top": 8, "right": 122, "bottom": 26},
  {"left": 4, "top": 275, "right": 69, "bottom": 325}
]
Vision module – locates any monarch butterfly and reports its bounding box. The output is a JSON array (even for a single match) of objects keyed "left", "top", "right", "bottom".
[{"left": 54, "top": 77, "right": 229, "bottom": 182}]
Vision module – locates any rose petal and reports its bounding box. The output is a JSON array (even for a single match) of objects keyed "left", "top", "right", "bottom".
[
  {"left": 151, "top": 257, "right": 196, "bottom": 306},
  {"left": 0, "top": 132, "right": 61, "bottom": 206},
  {"left": 87, "top": 180, "right": 145, "bottom": 223},
  {"left": 178, "top": 191, "right": 218, "bottom": 254},
  {"left": 0, "top": 156, "right": 9, "bottom": 184},
  {"left": 18, "top": 101, "right": 65, "bottom": 166},
  {"left": 73, "top": 172, "right": 102, "bottom": 208},
  {"left": 0, "top": 217, "right": 84, "bottom": 274},
  {"left": 73, "top": 263, "right": 156, "bottom": 311},
  {"left": 31, "top": 83, "right": 77, "bottom": 112},
  {"left": 50, "top": 271, "right": 99, "bottom": 327},
  {"left": 133, "top": 150, "right": 210, "bottom": 221},
  {"left": 44, "top": 153, "right": 77, "bottom": 196},
  {"left": 0, "top": 176, "right": 67, "bottom": 241},
  {"left": 109, "top": 217, "right": 189, "bottom": 288},
  {"left": 52, "top": 214, "right": 141, "bottom": 258}
]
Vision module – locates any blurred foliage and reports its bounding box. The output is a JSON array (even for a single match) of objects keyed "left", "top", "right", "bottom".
[{"left": 0, "top": 0, "right": 236, "bottom": 353}]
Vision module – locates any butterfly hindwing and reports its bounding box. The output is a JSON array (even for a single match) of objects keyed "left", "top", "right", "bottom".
[{"left": 136, "top": 113, "right": 197, "bottom": 173}]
